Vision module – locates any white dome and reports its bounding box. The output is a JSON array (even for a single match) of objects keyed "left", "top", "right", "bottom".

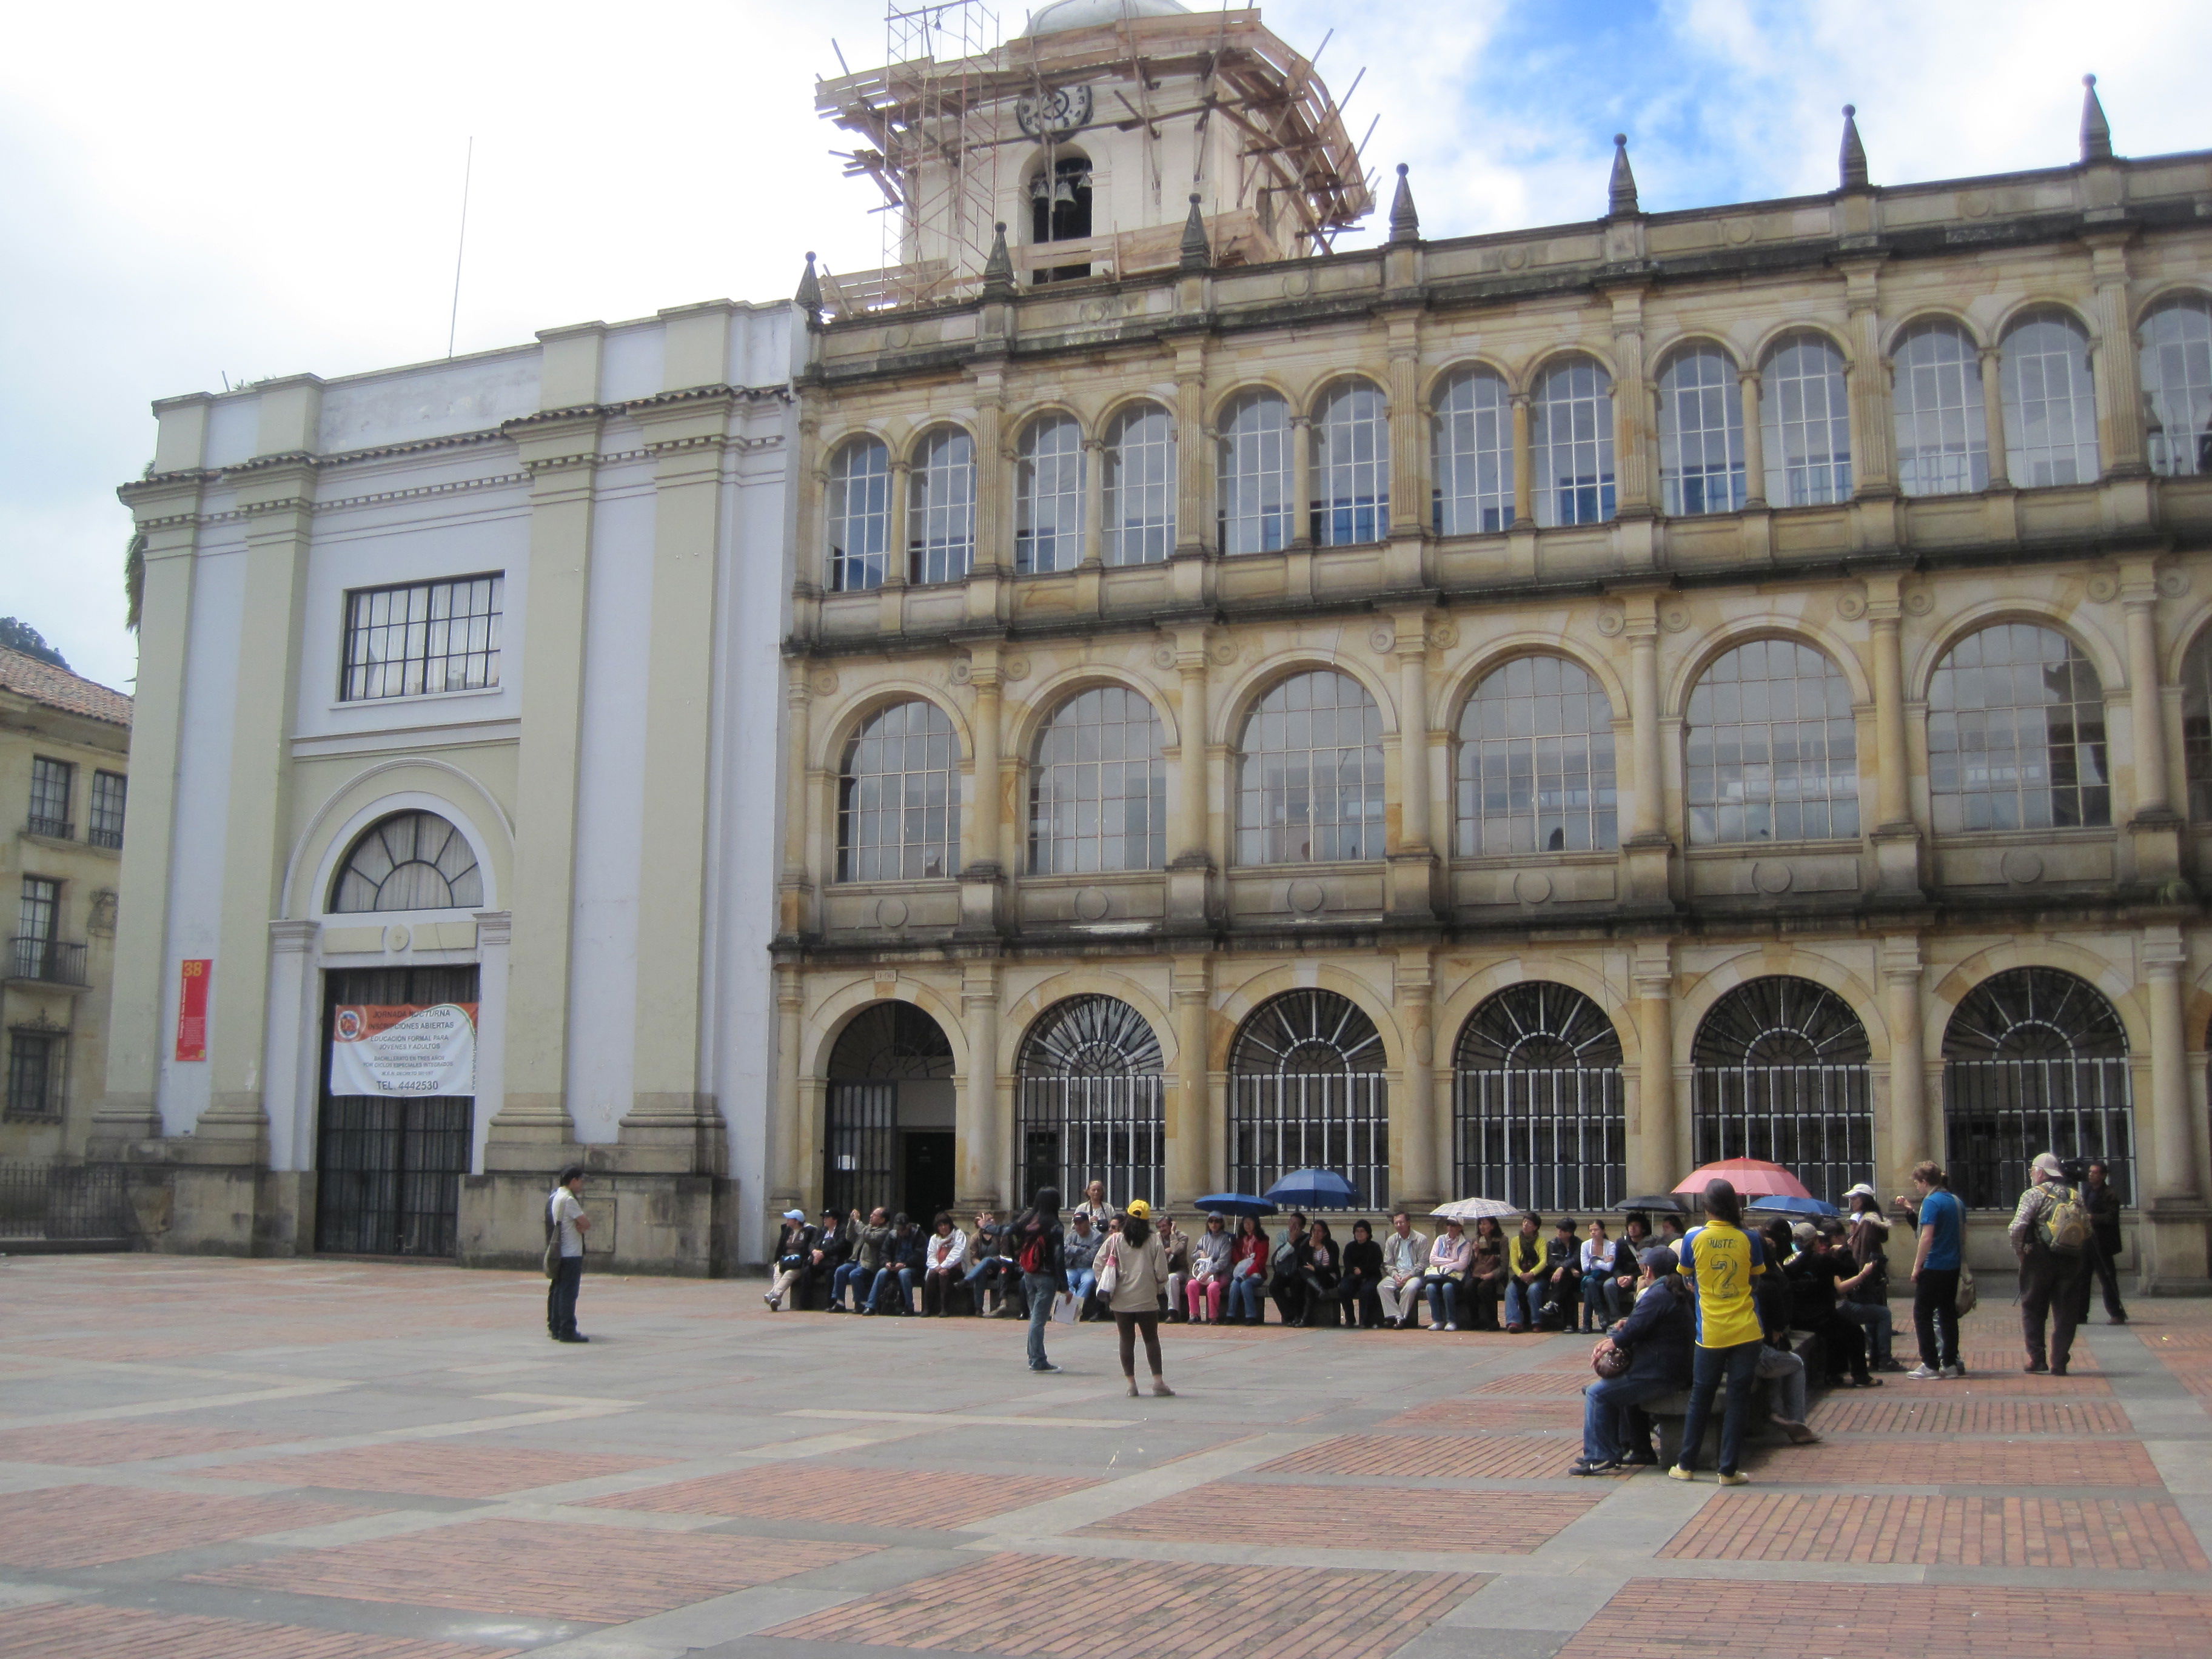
[{"left": 1023, "top": 0, "right": 1190, "bottom": 36}]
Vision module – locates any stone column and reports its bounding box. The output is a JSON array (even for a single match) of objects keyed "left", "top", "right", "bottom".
[
  {"left": 1387, "top": 318, "right": 1423, "bottom": 538},
  {"left": 2087, "top": 231, "right": 2147, "bottom": 476},
  {"left": 260, "top": 919, "right": 321, "bottom": 1178},
  {"left": 777, "top": 666, "right": 814, "bottom": 938},
  {"left": 471, "top": 911, "right": 511, "bottom": 1178},
  {"left": 1389, "top": 623, "right": 1436, "bottom": 919},
  {"left": 1979, "top": 346, "right": 2011, "bottom": 489},
  {"left": 879, "top": 458, "right": 911, "bottom": 634},
  {"left": 1167, "top": 632, "right": 1213, "bottom": 924},
  {"left": 2124, "top": 577, "right": 2171, "bottom": 817},
  {"left": 1866, "top": 576, "right": 1923, "bottom": 895},
  {"left": 959, "top": 654, "right": 1004, "bottom": 935},
  {"left": 2144, "top": 928, "right": 2198, "bottom": 1202},
  {"left": 1880, "top": 936, "right": 1926, "bottom": 1189},
  {"left": 1738, "top": 367, "right": 1767, "bottom": 508},
  {"left": 1630, "top": 943, "right": 1676, "bottom": 1193},
  {"left": 1609, "top": 286, "right": 1653, "bottom": 516},
  {"left": 1168, "top": 956, "right": 1212, "bottom": 1205},
  {"left": 1628, "top": 609, "right": 1664, "bottom": 842},
  {"left": 1395, "top": 950, "right": 1440, "bottom": 1215},
  {"left": 1509, "top": 392, "right": 1535, "bottom": 529},
  {"left": 1290, "top": 414, "right": 1314, "bottom": 549},
  {"left": 959, "top": 962, "right": 1003, "bottom": 1211},
  {"left": 1840, "top": 257, "right": 1894, "bottom": 495},
  {"left": 770, "top": 965, "right": 804, "bottom": 1216},
  {"left": 1173, "top": 342, "right": 1209, "bottom": 558}
]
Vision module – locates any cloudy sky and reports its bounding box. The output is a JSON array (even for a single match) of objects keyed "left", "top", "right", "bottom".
[{"left": 5, "top": 0, "right": 2204, "bottom": 693}]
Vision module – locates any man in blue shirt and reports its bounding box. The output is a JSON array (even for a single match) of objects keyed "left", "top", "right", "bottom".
[{"left": 1900, "top": 1160, "right": 1965, "bottom": 1379}]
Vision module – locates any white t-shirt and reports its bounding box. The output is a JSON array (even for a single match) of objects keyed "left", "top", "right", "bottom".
[{"left": 549, "top": 1188, "right": 586, "bottom": 1258}]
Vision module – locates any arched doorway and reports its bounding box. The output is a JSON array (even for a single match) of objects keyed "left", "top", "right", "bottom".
[
  {"left": 1229, "top": 990, "right": 1389, "bottom": 1208},
  {"left": 1453, "top": 983, "right": 1625, "bottom": 1212},
  {"left": 1016, "top": 996, "right": 1164, "bottom": 1208},
  {"left": 825, "top": 1004, "right": 955, "bottom": 1221},
  {"left": 1942, "top": 967, "right": 2132, "bottom": 1208},
  {"left": 1691, "top": 976, "right": 1873, "bottom": 1205}
]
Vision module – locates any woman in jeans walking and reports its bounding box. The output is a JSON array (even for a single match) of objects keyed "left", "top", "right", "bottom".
[
  {"left": 1671, "top": 1179, "right": 1770, "bottom": 1486},
  {"left": 1096, "top": 1200, "right": 1177, "bottom": 1397},
  {"left": 1010, "top": 1188, "right": 1066, "bottom": 1373}
]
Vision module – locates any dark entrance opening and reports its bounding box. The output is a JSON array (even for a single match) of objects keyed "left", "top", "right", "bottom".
[
  {"left": 903, "top": 1131, "right": 956, "bottom": 1221},
  {"left": 315, "top": 964, "right": 477, "bottom": 1258},
  {"left": 825, "top": 1003, "right": 956, "bottom": 1220}
]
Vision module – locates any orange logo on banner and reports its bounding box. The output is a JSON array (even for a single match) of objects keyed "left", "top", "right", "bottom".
[{"left": 175, "top": 959, "right": 210, "bottom": 1062}]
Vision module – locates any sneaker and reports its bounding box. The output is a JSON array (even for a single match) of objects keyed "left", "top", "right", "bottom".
[
  {"left": 1623, "top": 1448, "right": 1660, "bottom": 1467},
  {"left": 1878, "top": 1358, "right": 1908, "bottom": 1373},
  {"left": 1776, "top": 1419, "right": 1821, "bottom": 1445},
  {"left": 2110, "top": 1313, "right": 2129, "bottom": 1326},
  {"left": 1446, "top": 1323, "right": 1461, "bottom": 1332},
  {"left": 1030, "top": 1361, "right": 1061, "bottom": 1373},
  {"left": 1716, "top": 1470, "right": 1750, "bottom": 1487},
  {"left": 1905, "top": 1364, "right": 1942, "bottom": 1380},
  {"left": 1667, "top": 1465, "right": 1698, "bottom": 1483},
  {"left": 1569, "top": 1458, "right": 1619, "bottom": 1476},
  {"left": 1151, "top": 1379, "right": 1176, "bottom": 1397},
  {"left": 1939, "top": 1365, "right": 1963, "bottom": 1380}
]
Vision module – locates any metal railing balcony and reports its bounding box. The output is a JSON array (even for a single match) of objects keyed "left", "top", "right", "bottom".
[
  {"left": 8, "top": 939, "right": 87, "bottom": 987},
  {"left": 25, "top": 816, "right": 72, "bottom": 840}
]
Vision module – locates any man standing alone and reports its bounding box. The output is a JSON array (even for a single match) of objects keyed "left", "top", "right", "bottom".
[
  {"left": 2081, "top": 1159, "right": 2128, "bottom": 1325},
  {"left": 2011, "top": 1151, "right": 2088, "bottom": 1375},
  {"left": 548, "top": 1165, "right": 590, "bottom": 1344}
]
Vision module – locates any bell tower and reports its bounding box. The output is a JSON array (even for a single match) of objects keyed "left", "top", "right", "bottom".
[{"left": 816, "top": 1, "right": 1373, "bottom": 312}]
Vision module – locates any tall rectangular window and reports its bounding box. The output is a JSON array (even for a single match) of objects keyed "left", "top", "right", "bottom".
[
  {"left": 15, "top": 877, "right": 58, "bottom": 981},
  {"left": 89, "top": 771, "right": 127, "bottom": 850},
  {"left": 340, "top": 574, "right": 503, "bottom": 702},
  {"left": 5, "top": 1030, "right": 65, "bottom": 1120},
  {"left": 27, "top": 757, "right": 72, "bottom": 839}
]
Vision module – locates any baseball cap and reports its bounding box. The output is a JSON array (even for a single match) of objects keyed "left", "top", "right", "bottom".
[
  {"left": 1124, "top": 1199, "right": 1152, "bottom": 1219},
  {"left": 1638, "top": 1245, "right": 1678, "bottom": 1275},
  {"left": 781, "top": 1208, "right": 805, "bottom": 1221}
]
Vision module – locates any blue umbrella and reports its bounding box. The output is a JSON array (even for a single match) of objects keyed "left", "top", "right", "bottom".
[
  {"left": 1264, "top": 1170, "right": 1360, "bottom": 1210},
  {"left": 1744, "top": 1193, "right": 1840, "bottom": 1219},
  {"left": 1194, "top": 1192, "right": 1279, "bottom": 1218}
]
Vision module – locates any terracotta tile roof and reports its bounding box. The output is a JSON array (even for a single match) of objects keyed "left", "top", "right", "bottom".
[{"left": 0, "top": 648, "right": 133, "bottom": 729}]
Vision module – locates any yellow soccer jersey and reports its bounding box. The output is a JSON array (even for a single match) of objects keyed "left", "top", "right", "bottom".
[{"left": 1680, "top": 1220, "right": 1767, "bottom": 1349}]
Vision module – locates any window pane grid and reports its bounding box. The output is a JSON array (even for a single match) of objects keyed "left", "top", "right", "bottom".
[
  {"left": 1432, "top": 369, "right": 1513, "bottom": 534},
  {"left": 27, "top": 758, "right": 72, "bottom": 838},
  {"left": 1030, "top": 686, "right": 1167, "bottom": 874},
  {"left": 5, "top": 1031, "right": 67, "bottom": 1121},
  {"left": 1218, "top": 391, "right": 1293, "bottom": 554},
  {"left": 2143, "top": 297, "right": 2212, "bottom": 478},
  {"left": 827, "top": 438, "right": 891, "bottom": 592},
  {"left": 1894, "top": 321, "right": 1989, "bottom": 497},
  {"left": 1659, "top": 347, "right": 1746, "bottom": 516},
  {"left": 330, "top": 812, "right": 483, "bottom": 913},
  {"left": 1763, "top": 335, "right": 1854, "bottom": 506},
  {"left": 1456, "top": 655, "right": 1617, "bottom": 856},
  {"left": 2182, "top": 630, "right": 2212, "bottom": 821},
  {"left": 1311, "top": 380, "right": 1389, "bottom": 546},
  {"left": 88, "top": 771, "right": 126, "bottom": 850},
  {"left": 839, "top": 701, "right": 961, "bottom": 882},
  {"left": 341, "top": 575, "right": 503, "bottom": 702},
  {"left": 1237, "top": 671, "right": 1386, "bottom": 865},
  {"left": 1929, "top": 623, "right": 2110, "bottom": 833},
  {"left": 2002, "top": 311, "right": 2100, "bottom": 488},
  {"left": 1104, "top": 404, "right": 1176, "bottom": 566},
  {"left": 1016, "top": 416, "right": 1085, "bottom": 574},
  {"left": 1530, "top": 359, "right": 1617, "bottom": 526},
  {"left": 1686, "top": 639, "right": 1860, "bottom": 844},
  {"left": 907, "top": 427, "right": 976, "bottom": 586}
]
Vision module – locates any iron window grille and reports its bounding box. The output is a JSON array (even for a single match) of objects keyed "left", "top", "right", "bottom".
[
  {"left": 0, "top": 1161, "right": 134, "bottom": 1242},
  {"left": 1029, "top": 686, "right": 1167, "bottom": 875},
  {"left": 1691, "top": 976, "right": 1874, "bottom": 1206},
  {"left": 1310, "top": 380, "right": 1389, "bottom": 546},
  {"left": 1236, "top": 671, "right": 1386, "bottom": 865},
  {"left": 1456, "top": 655, "right": 1618, "bottom": 856},
  {"left": 340, "top": 574, "right": 502, "bottom": 702},
  {"left": 15, "top": 879, "right": 59, "bottom": 983},
  {"left": 1218, "top": 390, "right": 1293, "bottom": 554},
  {"left": 27, "top": 757, "right": 72, "bottom": 840},
  {"left": 1658, "top": 346, "right": 1748, "bottom": 516},
  {"left": 825, "top": 1004, "right": 953, "bottom": 1221},
  {"left": 1432, "top": 369, "right": 1513, "bottom": 535},
  {"left": 2000, "top": 309, "right": 2101, "bottom": 488},
  {"left": 1761, "top": 333, "right": 1853, "bottom": 506},
  {"left": 1928, "top": 623, "right": 2109, "bottom": 833},
  {"left": 1686, "top": 638, "right": 1860, "bottom": 844},
  {"left": 839, "top": 701, "right": 960, "bottom": 883},
  {"left": 1016, "top": 415, "right": 1085, "bottom": 574},
  {"left": 908, "top": 426, "right": 976, "bottom": 585},
  {"left": 1230, "top": 990, "right": 1390, "bottom": 1210},
  {"left": 1530, "top": 358, "right": 1617, "bottom": 526},
  {"left": 2142, "top": 295, "right": 2212, "bottom": 478},
  {"left": 1453, "top": 982, "right": 1625, "bottom": 1212},
  {"left": 828, "top": 438, "right": 892, "bottom": 592},
  {"left": 1941, "top": 966, "right": 2133, "bottom": 1208},
  {"left": 1894, "top": 321, "right": 1989, "bottom": 497},
  {"left": 1017, "top": 996, "right": 1164, "bottom": 1210},
  {"left": 330, "top": 812, "right": 483, "bottom": 913},
  {"left": 4, "top": 1030, "right": 67, "bottom": 1121},
  {"left": 2182, "top": 629, "right": 2212, "bottom": 821},
  {"left": 1104, "top": 403, "right": 1176, "bottom": 566},
  {"left": 88, "top": 771, "right": 126, "bottom": 850}
]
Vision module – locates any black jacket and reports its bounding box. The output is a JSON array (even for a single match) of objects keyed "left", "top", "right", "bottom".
[
  {"left": 777, "top": 1222, "right": 820, "bottom": 1268},
  {"left": 811, "top": 1221, "right": 850, "bottom": 1269},
  {"left": 2084, "top": 1178, "right": 2124, "bottom": 1252},
  {"left": 1609, "top": 1275, "right": 1694, "bottom": 1387},
  {"left": 1342, "top": 1237, "right": 1384, "bottom": 1281},
  {"left": 1269, "top": 1235, "right": 1313, "bottom": 1282},
  {"left": 1010, "top": 1210, "right": 1064, "bottom": 1275}
]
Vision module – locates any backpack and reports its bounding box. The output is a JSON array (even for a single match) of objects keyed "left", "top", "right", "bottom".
[
  {"left": 2038, "top": 1184, "right": 2092, "bottom": 1256},
  {"left": 1017, "top": 1229, "right": 1046, "bottom": 1274}
]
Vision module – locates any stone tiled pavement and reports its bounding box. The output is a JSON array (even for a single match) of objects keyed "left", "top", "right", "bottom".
[{"left": 0, "top": 1256, "right": 2207, "bottom": 1658}]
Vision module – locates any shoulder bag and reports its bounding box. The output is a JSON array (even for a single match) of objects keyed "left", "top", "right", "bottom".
[
  {"left": 542, "top": 1194, "right": 561, "bottom": 1280},
  {"left": 1953, "top": 1262, "right": 1978, "bottom": 1318},
  {"left": 1096, "top": 1236, "right": 1122, "bottom": 1296}
]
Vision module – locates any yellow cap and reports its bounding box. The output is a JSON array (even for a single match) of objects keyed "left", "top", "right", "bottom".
[{"left": 1124, "top": 1199, "right": 1152, "bottom": 1219}]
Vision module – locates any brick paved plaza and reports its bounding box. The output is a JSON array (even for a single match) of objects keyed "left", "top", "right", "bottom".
[{"left": 0, "top": 1257, "right": 2207, "bottom": 1658}]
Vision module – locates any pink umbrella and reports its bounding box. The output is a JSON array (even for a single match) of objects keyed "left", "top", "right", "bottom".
[{"left": 1672, "top": 1158, "right": 1814, "bottom": 1201}]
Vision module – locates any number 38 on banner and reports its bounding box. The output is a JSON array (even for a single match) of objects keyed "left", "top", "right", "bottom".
[{"left": 175, "top": 959, "right": 210, "bottom": 1062}]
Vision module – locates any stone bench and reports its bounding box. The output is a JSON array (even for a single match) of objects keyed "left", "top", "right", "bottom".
[{"left": 1637, "top": 1329, "right": 1825, "bottom": 1464}]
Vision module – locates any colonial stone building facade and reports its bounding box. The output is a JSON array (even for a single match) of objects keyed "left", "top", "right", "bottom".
[{"left": 777, "top": 2, "right": 2212, "bottom": 1286}]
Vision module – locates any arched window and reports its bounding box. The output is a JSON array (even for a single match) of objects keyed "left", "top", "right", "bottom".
[
  {"left": 330, "top": 812, "right": 482, "bottom": 913},
  {"left": 2182, "top": 630, "right": 2212, "bottom": 820},
  {"left": 1030, "top": 686, "right": 1167, "bottom": 874},
  {"left": 1692, "top": 976, "right": 1873, "bottom": 1205},
  {"left": 1017, "top": 996, "right": 1164, "bottom": 1208},
  {"left": 2001, "top": 309, "right": 2100, "bottom": 488},
  {"left": 2142, "top": 294, "right": 2212, "bottom": 478},
  {"left": 1230, "top": 990, "right": 1389, "bottom": 1208},
  {"left": 1218, "top": 390, "right": 1293, "bottom": 554},
  {"left": 1236, "top": 671, "right": 1386, "bottom": 865},
  {"left": 1530, "top": 357, "right": 1616, "bottom": 526},
  {"left": 839, "top": 701, "right": 960, "bottom": 882},
  {"left": 1311, "top": 380, "right": 1389, "bottom": 546},
  {"left": 907, "top": 426, "right": 975, "bottom": 585},
  {"left": 1893, "top": 320, "right": 1988, "bottom": 497},
  {"left": 826, "top": 1002, "right": 956, "bottom": 1221},
  {"left": 1432, "top": 367, "right": 1513, "bottom": 534},
  {"left": 1928, "top": 624, "right": 2108, "bottom": 833},
  {"left": 1761, "top": 333, "right": 1852, "bottom": 506},
  {"left": 826, "top": 437, "right": 891, "bottom": 592},
  {"left": 1456, "top": 655, "right": 1617, "bottom": 856},
  {"left": 1658, "top": 346, "right": 1746, "bottom": 516},
  {"left": 1029, "top": 153, "right": 1093, "bottom": 245},
  {"left": 1453, "top": 983, "right": 1624, "bottom": 1212},
  {"left": 1942, "top": 967, "right": 2132, "bottom": 1208},
  {"left": 1104, "top": 403, "right": 1175, "bottom": 566},
  {"left": 1686, "top": 640, "right": 1860, "bottom": 845},
  {"left": 1016, "top": 414, "right": 1085, "bottom": 574}
]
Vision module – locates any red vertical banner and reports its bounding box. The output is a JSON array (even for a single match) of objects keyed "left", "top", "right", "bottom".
[{"left": 175, "top": 959, "right": 210, "bottom": 1062}]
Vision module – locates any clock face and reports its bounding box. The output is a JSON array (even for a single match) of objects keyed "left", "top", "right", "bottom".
[{"left": 1017, "top": 84, "right": 1094, "bottom": 141}]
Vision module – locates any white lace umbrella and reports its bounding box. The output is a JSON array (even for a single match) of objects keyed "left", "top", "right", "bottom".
[{"left": 1429, "top": 1196, "right": 1523, "bottom": 1224}]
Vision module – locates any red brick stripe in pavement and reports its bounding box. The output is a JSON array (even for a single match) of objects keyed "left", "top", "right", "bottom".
[
  {"left": 1553, "top": 1581, "right": 2212, "bottom": 1659},
  {"left": 1744, "top": 1438, "right": 2163, "bottom": 1487},
  {"left": 585, "top": 1461, "right": 1092, "bottom": 1527},
  {"left": 1805, "top": 1398, "right": 2131, "bottom": 1435},
  {"left": 0, "top": 1423, "right": 287, "bottom": 1465},
  {"left": 1258, "top": 1434, "right": 1574, "bottom": 1480},
  {"left": 190, "top": 1521, "right": 873, "bottom": 1625},
  {"left": 1381, "top": 1398, "right": 1582, "bottom": 1431},
  {"left": 765, "top": 1550, "right": 1486, "bottom": 1659},
  {"left": 1085, "top": 1481, "right": 1601, "bottom": 1549},
  {"left": 213, "top": 1443, "right": 672, "bottom": 1500},
  {"left": 1469, "top": 1371, "right": 1595, "bottom": 1397},
  {"left": 0, "top": 1602, "right": 518, "bottom": 1659},
  {"left": 1660, "top": 1492, "right": 2210, "bottom": 1569},
  {"left": 0, "top": 1486, "right": 381, "bottom": 1570}
]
